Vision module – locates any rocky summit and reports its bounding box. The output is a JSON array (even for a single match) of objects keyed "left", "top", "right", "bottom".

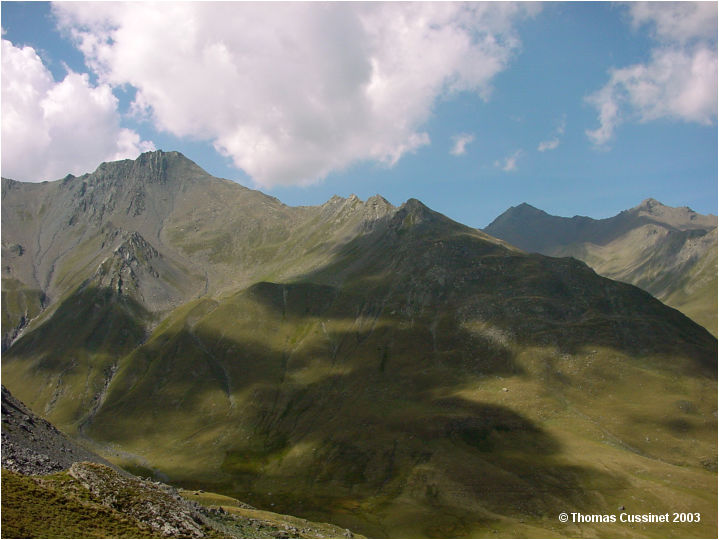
[{"left": 2, "top": 151, "right": 717, "bottom": 538}]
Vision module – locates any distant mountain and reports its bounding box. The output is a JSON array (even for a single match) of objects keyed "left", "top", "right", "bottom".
[
  {"left": 2, "top": 152, "right": 716, "bottom": 538},
  {"left": 485, "top": 199, "right": 718, "bottom": 336}
]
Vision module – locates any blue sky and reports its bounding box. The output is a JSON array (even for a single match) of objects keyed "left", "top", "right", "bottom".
[{"left": 2, "top": 1, "right": 717, "bottom": 228}]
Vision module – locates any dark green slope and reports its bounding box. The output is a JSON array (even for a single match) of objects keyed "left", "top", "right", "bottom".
[
  {"left": 2, "top": 286, "right": 151, "bottom": 430},
  {"left": 3, "top": 154, "right": 717, "bottom": 538}
]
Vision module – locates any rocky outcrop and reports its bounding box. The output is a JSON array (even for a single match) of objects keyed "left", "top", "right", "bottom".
[
  {"left": 94, "top": 230, "right": 160, "bottom": 296},
  {"left": 68, "top": 462, "right": 210, "bottom": 538},
  {"left": 67, "top": 462, "right": 361, "bottom": 538},
  {"left": 1, "top": 385, "right": 117, "bottom": 476}
]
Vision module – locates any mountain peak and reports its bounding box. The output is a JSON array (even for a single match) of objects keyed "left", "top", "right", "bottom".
[
  {"left": 630, "top": 198, "right": 716, "bottom": 230},
  {"left": 511, "top": 202, "right": 549, "bottom": 217},
  {"left": 134, "top": 149, "right": 190, "bottom": 168},
  {"left": 635, "top": 197, "right": 667, "bottom": 214},
  {"left": 389, "top": 198, "right": 446, "bottom": 231},
  {"left": 90, "top": 150, "right": 206, "bottom": 185},
  {"left": 366, "top": 194, "right": 393, "bottom": 208},
  {"left": 483, "top": 202, "right": 548, "bottom": 232},
  {"left": 639, "top": 197, "right": 662, "bottom": 207},
  {"left": 399, "top": 198, "right": 434, "bottom": 219},
  {"left": 515, "top": 202, "right": 539, "bottom": 210},
  {"left": 402, "top": 197, "right": 429, "bottom": 211}
]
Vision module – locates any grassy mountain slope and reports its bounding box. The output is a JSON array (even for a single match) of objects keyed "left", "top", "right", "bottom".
[
  {"left": 2, "top": 152, "right": 717, "bottom": 538},
  {"left": 484, "top": 199, "right": 718, "bottom": 335},
  {"left": 79, "top": 202, "right": 715, "bottom": 537},
  {"left": 1, "top": 383, "right": 361, "bottom": 539}
]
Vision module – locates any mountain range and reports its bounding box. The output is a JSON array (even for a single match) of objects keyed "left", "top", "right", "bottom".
[
  {"left": 484, "top": 200, "right": 717, "bottom": 336},
  {"left": 2, "top": 151, "right": 716, "bottom": 538}
]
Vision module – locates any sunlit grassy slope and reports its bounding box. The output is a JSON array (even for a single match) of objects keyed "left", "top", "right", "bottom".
[{"left": 2, "top": 153, "right": 716, "bottom": 538}]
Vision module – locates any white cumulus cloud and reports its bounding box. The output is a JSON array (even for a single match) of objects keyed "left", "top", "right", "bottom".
[
  {"left": 53, "top": 2, "right": 536, "bottom": 187},
  {"left": 537, "top": 138, "right": 559, "bottom": 152},
  {"left": 537, "top": 115, "right": 565, "bottom": 152},
  {"left": 1, "top": 39, "right": 154, "bottom": 182},
  {"left": 629, "top": 1, "right": 717, "bottom": 44},
  {"left": 586, "top": 2, "right": 717, "bottom": 147},
  {"left": 495, "top": 149, "right": 522, "bottom": 172},
  {"left": 450, "top": 133, "right": 475, "bottom": 156}
]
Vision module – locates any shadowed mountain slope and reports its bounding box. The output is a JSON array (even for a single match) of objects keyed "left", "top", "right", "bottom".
[
  {"left": 2, "top": 152, "right": 717, "bottom": 538},
  {"left": 485, "top": 199, "right": 718, "bottom": 335},
  {"left": 1, "top": 385, "right": 362, "bottom": 538}
]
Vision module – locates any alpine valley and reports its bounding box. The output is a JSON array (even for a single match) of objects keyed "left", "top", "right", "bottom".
[{"left": 2, "top": 151, "right": 717, "bottom": 538}]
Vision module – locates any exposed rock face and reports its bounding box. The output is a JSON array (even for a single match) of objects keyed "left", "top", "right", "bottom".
[
  {"left": 88, "top": 228, "right": 195, "bottom": 311},
  {"left": 94, "top": 231, "right": 160, "bottom": 294},
  {"left": 1, "top": 385, "right": 117, "bottom": 476}
]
